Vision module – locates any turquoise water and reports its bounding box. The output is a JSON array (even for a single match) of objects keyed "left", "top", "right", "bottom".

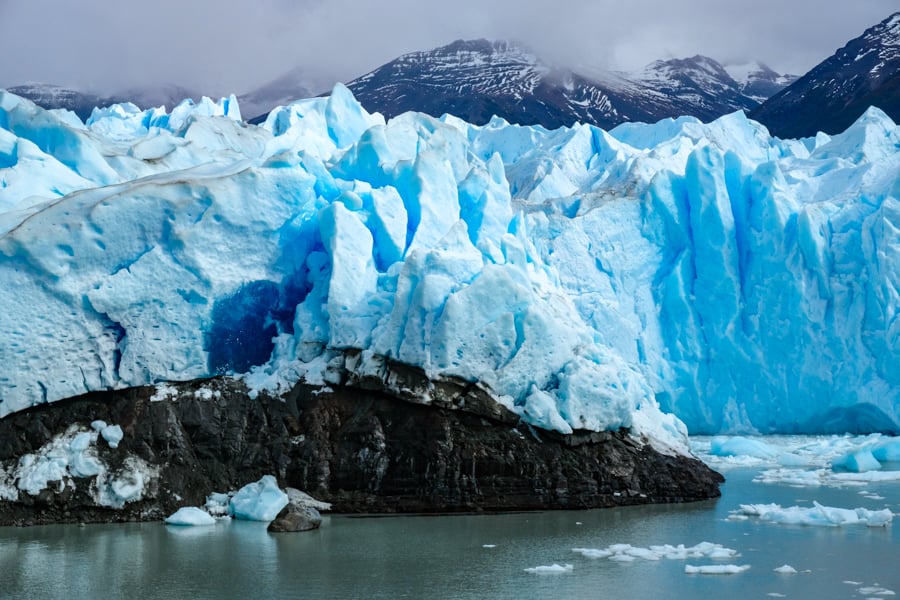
[{"left": 1, "top": 469, "right": 898, "bottom": 599}]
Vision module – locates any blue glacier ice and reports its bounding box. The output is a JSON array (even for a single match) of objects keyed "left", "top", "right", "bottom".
[
  {"left": 1, "top": 84, "right": 899, "bottom": 449},
  {"left": 229, "top": 475, "right": 289, "bottom": 522}
]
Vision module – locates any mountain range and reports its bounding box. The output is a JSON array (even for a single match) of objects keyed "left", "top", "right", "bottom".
[
  {"left": 3, "top": 11, "right": 898, "bottom": 137},
  {"left": 4, "top": 83, "right": 199, "bottom": 122},
  {"left": 340, "top": 39, "right": 794, "bottom": 130}
]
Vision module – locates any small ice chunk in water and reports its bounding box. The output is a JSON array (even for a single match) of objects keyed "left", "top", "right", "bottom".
[
  {"left": 773, "top": 565, "right": 797, "bottom": 574},
  {"left": 573, "top": 548, "right": 614, "bottom": 559},
  {"left": 858, "top": 586, "right": 895, "bottom": 596},
  {"left": 524, "top": 564, "right": 573, "bottom": 574},
  {"left": 165, "top": 506, "right": 216, "bottom": 526},
  {"left": 482, "top": 544, "right": 497, "bottom": 548},
  {"left": 685, "top": 564, "right": 750, "bottom": 574}
]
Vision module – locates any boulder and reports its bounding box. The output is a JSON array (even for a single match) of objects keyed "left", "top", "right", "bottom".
[{"left": 267, "top": 504, "right": 322, "bottom": 533}]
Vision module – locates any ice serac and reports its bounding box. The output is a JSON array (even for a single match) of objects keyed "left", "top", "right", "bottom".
[{"left": 0, "top": 87, "right": 899, "bottom": 441}]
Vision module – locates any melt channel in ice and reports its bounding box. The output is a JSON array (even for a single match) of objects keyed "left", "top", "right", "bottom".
[{"left": 1, "top": 84, "right": 900, "bottom": 444}]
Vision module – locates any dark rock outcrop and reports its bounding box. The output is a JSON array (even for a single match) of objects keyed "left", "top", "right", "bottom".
[
  {"left": 268, "top": 503, "right": 322, "bottom": 532},
  {"left": 0, "top": 375, "right": 722, "bottom": 526}
]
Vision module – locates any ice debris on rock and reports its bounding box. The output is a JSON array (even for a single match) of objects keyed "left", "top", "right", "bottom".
[
  {"left": 204, "top": 492, "right": 233, "bottom": 517},
  {"left": 0, "top": 424, "right": 154, "bottom": 507},
  {"left": 2, "top": 86, "right": 900, "bottom": 443},
  {"left": 90, "top": 421, "right": 124, "bottom": 449},
  {"left": 285, "top": 487, "right": 332, "bottom": 512}
]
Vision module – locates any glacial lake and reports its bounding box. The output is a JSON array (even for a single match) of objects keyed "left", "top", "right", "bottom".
[{"left": 1, "top": 458, "right": 898, "bottom": 598}]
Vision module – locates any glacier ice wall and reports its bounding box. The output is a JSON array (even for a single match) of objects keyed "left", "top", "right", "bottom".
[{"left": 1, "top": 86, "right": 899, "bottom": 438}]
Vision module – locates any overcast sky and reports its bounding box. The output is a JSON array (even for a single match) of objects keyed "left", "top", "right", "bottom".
[{"left": 0, "top": 0, "right": 896, "bottom": 96}]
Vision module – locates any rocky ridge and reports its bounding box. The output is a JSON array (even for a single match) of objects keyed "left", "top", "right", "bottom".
[{"left": 0, "top": 367, "right": 722, "bottom": 526}]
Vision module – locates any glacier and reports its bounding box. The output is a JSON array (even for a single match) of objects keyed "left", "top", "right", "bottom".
[{"left": 0, "top": 85, "right": 899, "bottom": 444}]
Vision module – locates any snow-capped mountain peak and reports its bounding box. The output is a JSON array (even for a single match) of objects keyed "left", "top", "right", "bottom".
[
  {"left": 350, "top": 39, "right": 551, "bottom": 100},
  {"left": 6, "top": 39, "right": 797, "bottom": 131},
  {"left": 722, "top": 60, "right": 797, "bottom": 103},
  {"left": 343, "top": 40, "right": 791, "bottom": 130}
]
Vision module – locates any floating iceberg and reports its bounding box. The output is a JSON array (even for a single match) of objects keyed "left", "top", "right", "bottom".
[
  {"left": 832, "top": 449, "right": 882, "bottom": 473},
  {"left": 1, "top": 85, "right": 900, "bottom": 442},
  {"left": 165, "top": 506, "right": 216, "bottom": 526},
  {"left": 229, "top": 475, "right": 289, "bottom": 522}
]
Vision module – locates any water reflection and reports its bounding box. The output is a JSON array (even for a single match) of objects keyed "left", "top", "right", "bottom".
[{"left": 1, "top": 471, "right": 898, "bottom": 599}]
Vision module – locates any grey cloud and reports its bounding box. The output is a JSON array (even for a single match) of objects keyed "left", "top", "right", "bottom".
[{"left": 0, "top": 0, "right": 896, "bottom": 96}]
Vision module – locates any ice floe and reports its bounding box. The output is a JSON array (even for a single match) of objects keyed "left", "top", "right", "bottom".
[
  {"left": 730, "top": 502, "right": 893, "bottom": 527},
  {"left": 684, "top": 564, "right": 750, "bottom": 574},
  {"left": 524, "top": 564, "right": 573, "bottom": 574},
  {"left": 573, "top": 541, "right": 738, "bottom": 562}
]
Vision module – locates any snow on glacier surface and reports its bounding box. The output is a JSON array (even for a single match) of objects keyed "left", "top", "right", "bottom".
[{"left": 1, "top": 85, "right": 900, "bottom": 441}]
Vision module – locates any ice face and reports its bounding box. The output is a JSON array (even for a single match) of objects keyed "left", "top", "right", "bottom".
[{"left": 1, "top": 87, "right": 899, "bottom": 443}]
